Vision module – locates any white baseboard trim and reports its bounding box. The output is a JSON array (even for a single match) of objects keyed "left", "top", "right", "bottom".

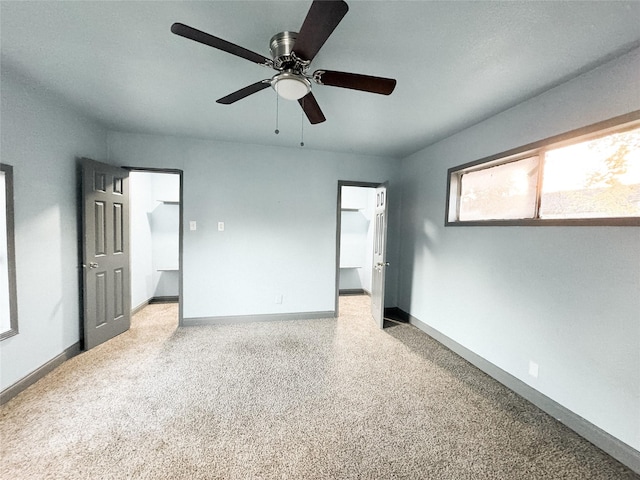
[
  {"left": 406, "top": 312, "right": 640, "bottom": 475},
  {"left": 0, "top": 342, "right": 81, "bottom": 405},
  {"left": 184, "top": 310, "right": 336, "bottom": 326},
  {"left": 131, "top": 299, "right": 151, "bottom": 315}
]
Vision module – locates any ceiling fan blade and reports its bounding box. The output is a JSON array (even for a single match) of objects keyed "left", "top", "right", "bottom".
[
  {"left": 171, "top": 23, "right": 272, "bottom": 66},
  {"left": 216, "top": 81, "right": 271, "bottom": 105},
  {"left": 298, "top": 93, "right": 326, "bottom": 124},
  {"left": 293, "top": 0, "right": 349, "bottom": 62},
  {"left": 314, "top": 70, "right": 397, "bottom": 95}
]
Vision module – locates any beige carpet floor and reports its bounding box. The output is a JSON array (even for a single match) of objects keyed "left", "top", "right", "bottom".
[{"left": 1, "top": 295, "right": 638, "bottom": 479}]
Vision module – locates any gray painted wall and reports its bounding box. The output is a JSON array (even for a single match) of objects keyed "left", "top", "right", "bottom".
[
  {"left": 107, "top": 134, "right": 399, "bottom": 320},
  {"left": 0, "top": 67, "right": 108, "bottom": 390},
  {"left": 397, "top": 48, "right": 640, "bottom": 450}
]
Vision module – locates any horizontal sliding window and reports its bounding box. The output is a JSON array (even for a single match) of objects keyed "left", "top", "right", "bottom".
[
  {"left": 446, "top": 112, "right": 640, "bottom": 226},
  {"left": 540, "top": 129, "right": 640, "bottom": 219},
  {"left": 459, "top": 156, "right": 539, "bottom": 221}
]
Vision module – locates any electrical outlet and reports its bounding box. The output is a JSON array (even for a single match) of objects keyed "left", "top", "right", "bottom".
[
  {"left": 275, "top": 294, "right": 283, "bottom": 304},
  {"left": 528, "top": 360, "right": 539, "bottom": 378},
  {"left": 218, "top": 222, "right": 225, "bottom": 232},
  {"left": 189, "top": 221, "right": 197, "bottom": 231}
]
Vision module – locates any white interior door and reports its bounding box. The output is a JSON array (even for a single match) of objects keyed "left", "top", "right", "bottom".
[{"left": 371, "top": 183, "right": 388, "bottom": 328}]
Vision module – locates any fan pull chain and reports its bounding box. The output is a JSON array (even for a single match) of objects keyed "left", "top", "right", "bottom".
[
  {"left": 274, "top": 91, "right": 280, "bottom": 135},
  {"left": 300, "top": 98, "right": 305, "bottom": 147}
]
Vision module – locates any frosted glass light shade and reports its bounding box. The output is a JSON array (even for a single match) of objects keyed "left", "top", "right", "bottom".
[{"left": 273, "top": 76, "right": 310, "bottom": 100}]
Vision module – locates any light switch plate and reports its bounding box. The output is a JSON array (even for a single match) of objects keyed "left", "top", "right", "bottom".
[{"left": 189, "top": 221, "right": 197, "bottom": 231}]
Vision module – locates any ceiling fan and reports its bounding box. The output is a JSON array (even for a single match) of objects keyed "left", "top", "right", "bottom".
[{"left": 171, "top": 0, "right": 396, "bottom": 125}]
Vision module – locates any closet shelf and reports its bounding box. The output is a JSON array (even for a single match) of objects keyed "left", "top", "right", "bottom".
[
  {"left": 156, "top": 200, "right": 180, "bottom": 205},
  {"left": 157, "top": 267, "right": 179, "bottom": 272}
]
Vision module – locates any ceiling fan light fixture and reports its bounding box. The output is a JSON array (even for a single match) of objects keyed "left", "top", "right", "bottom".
[
  {"left": 173, "top": 1, "right": 395, "bottom": 125},
  {"left": 272, "top": 72, "right": 310, "bottom": 101}
]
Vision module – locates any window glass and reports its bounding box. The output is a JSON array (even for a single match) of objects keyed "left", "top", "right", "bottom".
[
  {"left": 459, "top": 156, "right": 539, "bottom": 221},
  {"left": 540, "top": 127, "right": 640, "bottom": 218}
]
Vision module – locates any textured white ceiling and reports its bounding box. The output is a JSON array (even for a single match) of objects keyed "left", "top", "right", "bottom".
[{"left": 2, "top": 1, "right": 639, "bottom": 158}]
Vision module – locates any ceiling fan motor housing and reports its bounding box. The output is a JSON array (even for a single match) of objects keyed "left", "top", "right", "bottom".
[{"left": 270, "top": 31, "right": 305, "bottom": 71}]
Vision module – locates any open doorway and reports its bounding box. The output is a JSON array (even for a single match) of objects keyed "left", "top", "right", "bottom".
[
  {"left": 129, "top": 169, "right": 183, "bottom": 325},
  {"left": 335, "top": 181, "right": 380, "bottom": 318},
  {"left": 338, "top": 185, "right": 376, "bottom": 295}
]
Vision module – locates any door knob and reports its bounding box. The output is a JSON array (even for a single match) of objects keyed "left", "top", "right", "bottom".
[
  {"left": 89, "top": 262, "right": 99, "bottom": 269},
  {"left": 376, "top": 262, "right": 390, "bottom": 267}
]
